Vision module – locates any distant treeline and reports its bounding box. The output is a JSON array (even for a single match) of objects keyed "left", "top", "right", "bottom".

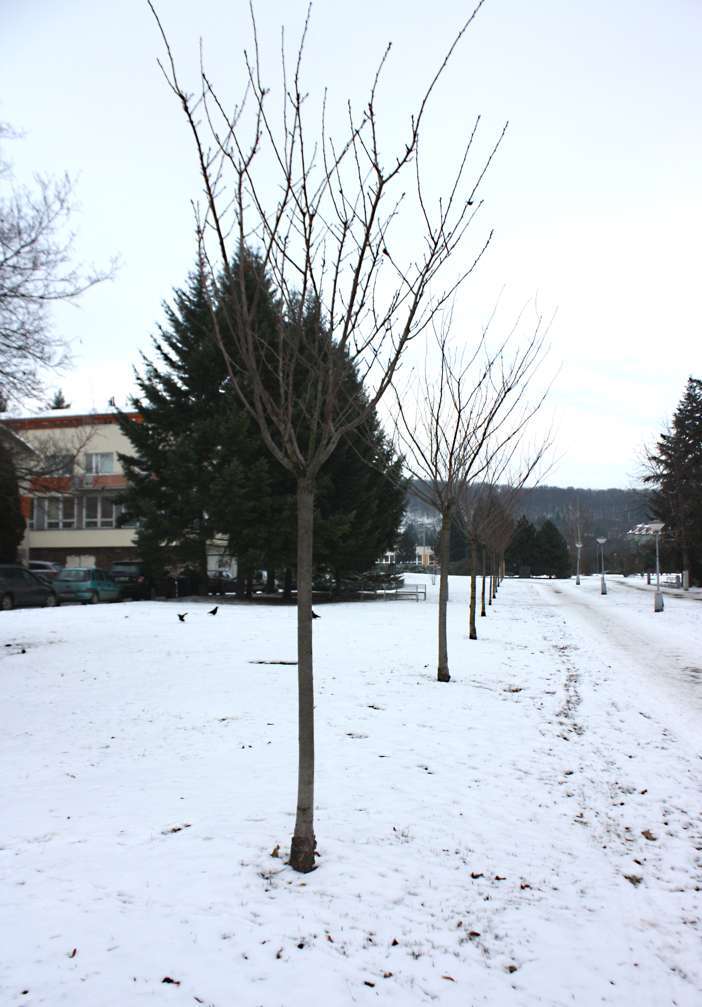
[{"left": 405, "top": 482, "right": 651, "bottom": 540}]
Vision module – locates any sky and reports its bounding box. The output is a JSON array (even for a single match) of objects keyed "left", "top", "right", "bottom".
[{"left": 1, "top": 0, "right": 700, "bottom": 489}]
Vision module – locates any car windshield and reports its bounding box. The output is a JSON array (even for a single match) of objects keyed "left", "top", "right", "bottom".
[{"left": 58, "top": 569, "right": 91, "bottom": 582}]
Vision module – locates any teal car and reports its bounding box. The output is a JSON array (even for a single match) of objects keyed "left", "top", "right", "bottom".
[{"left": 54, "top": 567, "right": 122, "bottom": 605}]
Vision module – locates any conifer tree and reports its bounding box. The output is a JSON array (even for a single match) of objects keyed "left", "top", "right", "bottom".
[
  {"left": 48, "top": 388, "right": 70, "bottom": 410},
  {"left": 119, "top": 259, "right": 405, "bottom": 588},
  {"left": 645, "top": 377, "right": 702, "bottom": 585},
  {"left": 118, "top": 266, "right": 249, "bottom": 581},
  {"left": 535, "top": 519, "right": 570, "bottom": 578},
  {"left": 505, "top": 515, "right": 538, "bottom": 575}
]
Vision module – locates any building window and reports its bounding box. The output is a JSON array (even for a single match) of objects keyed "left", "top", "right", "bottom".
[
  {"left": 85, "top": 452, "right": 115, "bottom": 475},
  {"left": 29, "top": 495, "right": 76, "bottom": 530},
  {"left": 45, "top": 453, "right": 73, "bottom": 476},
  {"left": 83, "top": 494, "right": 115, "bottom": 528},
  {"left": 114, "top": 502, "right": 138, "bottom": 528}
]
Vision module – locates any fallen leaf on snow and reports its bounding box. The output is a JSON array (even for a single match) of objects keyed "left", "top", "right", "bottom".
[
  {"left": 271, "top": 844, "right": 280, "bottom": 858},
  {"left": 505, "top": 964, "right": 518, "bottom": 974},
  {"left": 162, "top": 823, "right": 191, "bottom": 835},
  {"left": 468, "top": 931, "right": 481, "bottom": 938},
  {"left": 68, "top": 948, "right": 77, "bottom": 958},
  {"left": 441, "top": 975, "right": 456, "bottom": 982},
  {"left": 624, "top": 874, "right": 643, "bottom": 886},
  {"left": 641, "top": 829, "right": 657, "bottom": 841},
  {"left": 470, "top": 872, "right": 483, "bottom": 879},
  {"left": 383, "top": 971, "right": 393, "bottom": 978},
  {"left": 162, "top": 976, "right": 181, "bottom": 985},
  {"left": 364, "top": 980, "right": 376, "bottom": 988}
]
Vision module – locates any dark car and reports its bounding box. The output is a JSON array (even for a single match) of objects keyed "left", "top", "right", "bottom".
[
  {"left": 109, "top": 561, "right": 154, "bottom": 600},
  {"left": 28, "top": 560, "right": 63, "bottom": 582},
  {"left": 0, "top": 564, "right": 58, "bottom": 610}
]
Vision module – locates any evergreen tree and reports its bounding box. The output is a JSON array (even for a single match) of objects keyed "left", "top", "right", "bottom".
[
  {"left": 505, "top": 515, "right": 538, "bottom": 575},
  {"left": 396, "top": 524, "right": 418, "bottom": 563},
  {"left": 535, "top": 519, "right": 571, "bottom": 578},
  {"left": 120, "top": 258, "right": 405, "bottom": 586},
  {"left": 645, "top": 377, "right": 702, "bottom": 585},
  {"left": 48, "top": 388, "right": 70, "bottom": 410},
  {"left": 0, "top": 436, "right": 25, "bottom": 562},
  {"left": 118, "top": 265, "right": 252, "bottom": 582}
]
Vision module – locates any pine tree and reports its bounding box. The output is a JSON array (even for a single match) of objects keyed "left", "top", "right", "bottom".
[
  {"left": 120, "top": 259, "right": 405, "bottom": 587},
  {"left": 0, "top": 436, "right": 26, "bottom": 562},
  {"left": 48, "top": 388, "right": 70, "bottom": 410},
  {"left": 645, "top": 377, "right": 702, "bottom": 585},
  {"left": 118, "top": 265, "right": 251, "bottom": 582},
  {"left": 505, "top": 515, "right": 538, "bottom": 575},
  {"left": 535, "top": 519, "right": 571, "bottom": 578}
]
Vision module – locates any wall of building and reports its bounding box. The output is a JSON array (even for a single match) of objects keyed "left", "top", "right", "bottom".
[{"left": 4, "top": 411, "right": 139, "bottom": 567}]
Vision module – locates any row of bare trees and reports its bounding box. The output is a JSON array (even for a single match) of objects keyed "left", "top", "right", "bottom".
[
  {"left": 150, "top": 0, "right": 549, "bottom": 872},
  {"left": 394, "top": 316, "right": 550, "bottom": 681}
]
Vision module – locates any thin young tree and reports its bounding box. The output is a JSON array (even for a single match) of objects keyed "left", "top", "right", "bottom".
[
  {"left": 150, "top": 1, "right": 504, "bottom": 871},
  {"left": 394, "top": 313, "right": 549, "bottom": 681}
]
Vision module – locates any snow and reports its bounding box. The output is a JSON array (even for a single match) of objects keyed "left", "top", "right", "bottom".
[{"left": 1, "top": 575, "right": 701, "bottom": 1006}]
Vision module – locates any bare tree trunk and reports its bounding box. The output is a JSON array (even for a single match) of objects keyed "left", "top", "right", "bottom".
[
  {"left": 469, "top": 541, "right": 478, "bottom": 640},
  {"left": 437, "top": 512, "right": 451, "bottom": 682},
  {"left": 480, "top": 547, "right": 487, "bottom": 617},
  {"left": 290, "top": 477, "right": 316, "bottom": 872}
]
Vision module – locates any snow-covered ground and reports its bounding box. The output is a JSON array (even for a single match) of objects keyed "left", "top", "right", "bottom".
[{"left": 1, "top": 575, "right": 700, "bottom": 1006}]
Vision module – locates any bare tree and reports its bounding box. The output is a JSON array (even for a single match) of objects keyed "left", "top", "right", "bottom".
[
  {"left": 0, "top": 125, "right": 114, "bottom": 408},
  {"left": 149, "top": 1, "right": 505, "bottom": 871},
  {"left": 394, "top": 312, "right": 549, "bottom": 680},
  {"left": 457, "top": 437, "right": 548, "bottom": 639}
]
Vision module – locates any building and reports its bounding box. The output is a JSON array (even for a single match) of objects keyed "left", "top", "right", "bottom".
[
  {"left": 2, "top": 408, "right": 140, "bottom": 568},
  {"left": 415, "top": 544, "right": 436, "bottom": 568}
]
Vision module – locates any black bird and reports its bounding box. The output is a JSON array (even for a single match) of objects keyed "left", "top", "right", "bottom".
[
  {"left": 311, "top": 610, "right": 320, "bottom": 619},
  {"left": 177, "top": 613, "right": 187, "bottom": 622},
  {"left": 208, "top": 606, "right": 219, "bottom": 616}
]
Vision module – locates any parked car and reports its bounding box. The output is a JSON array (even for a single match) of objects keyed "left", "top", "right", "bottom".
[
  {"left": 53, "top": 567, "right": 121, "bottom": 605},
  {"left": 28, "top": 560, "right": 64, "bottom": 582},
  {"left": 109, "top": 561, "right": 154, "bottom": 600},
  {"left": 0, "top": 564, "right": 58, "bottom": 610}
]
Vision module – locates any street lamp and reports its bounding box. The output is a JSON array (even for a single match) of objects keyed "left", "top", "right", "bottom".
[
  {"left": 596, "top": 537, "right": 607, "bottom": 595},
  {"left": 575, "top": 540, "right": 583, "bottom": 585},
  {"left": 627, "top": 522, "right": 664, "bottom": 613}
]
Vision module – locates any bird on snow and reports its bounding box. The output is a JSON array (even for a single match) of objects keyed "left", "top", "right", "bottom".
[
  {"left": 177, "top": 613, "right": 187, "bottom": 622},
  {"left": 208, "top": 606, "right": 218, "bottom": 616},
  {"left": 311, "top": 610, "right": 320, "bottom": 619}
]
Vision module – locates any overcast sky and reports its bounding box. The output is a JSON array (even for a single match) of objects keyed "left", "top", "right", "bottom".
[{"left": 2, "top": 0, "right": 700, "bottom": 488}]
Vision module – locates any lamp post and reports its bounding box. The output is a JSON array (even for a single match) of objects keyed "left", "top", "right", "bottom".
[
  {"left": 575, "top": 540, "right": 583, "bottom": 585},
  {"left": 626, "top": 522, "right": 665, "bottom": 613},
  {"left": 653, "top": 524, "right": 664, "bottom": 612},
  {"left": 596, "top": 536, "right": 607, "bottom": 595}
]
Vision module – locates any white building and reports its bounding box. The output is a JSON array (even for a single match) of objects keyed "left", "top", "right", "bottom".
[{"left": 4, "top": 409, "right": 139, "bottom": 568}]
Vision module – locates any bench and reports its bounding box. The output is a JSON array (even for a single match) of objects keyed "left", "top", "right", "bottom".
[{"left": 378, "top": 584, "right": 426, "bottom": 601}]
